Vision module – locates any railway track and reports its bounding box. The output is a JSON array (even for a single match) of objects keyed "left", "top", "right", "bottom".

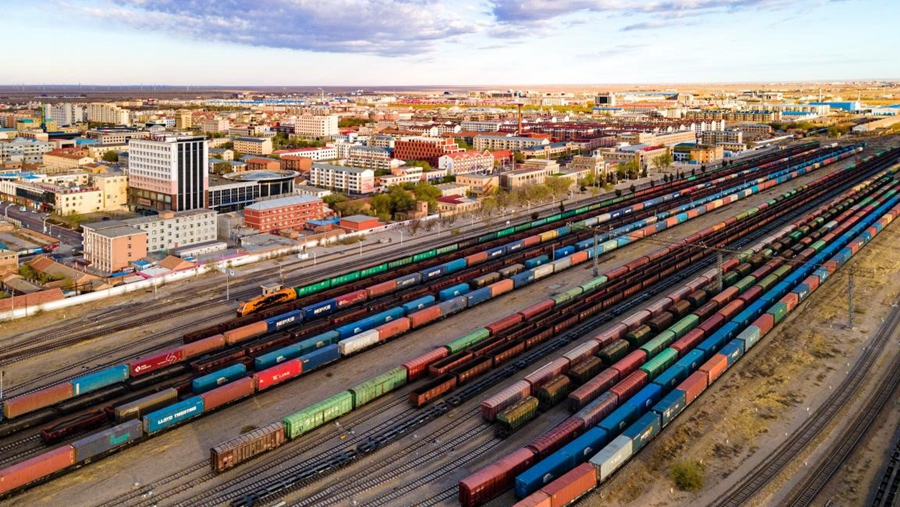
[
  {"left": 870, "top": 432, "right": 900, "bottom": 507},
  {"left": 711, "top": 291, "right": 900, "bottom": 507}
]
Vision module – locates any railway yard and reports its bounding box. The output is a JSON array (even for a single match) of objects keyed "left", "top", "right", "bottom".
[{"left": 2, "top": 138, "right": 900, "bottom": 507}]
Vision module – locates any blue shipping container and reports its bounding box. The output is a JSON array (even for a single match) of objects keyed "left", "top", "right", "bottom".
[
  {"left": 525, "top": 255, "right": 549, "bottom": 269},
  {"left": 507, "top": 240, "right": 526, "bottom": 252},
  {"left": 299, "top": 344, "right": 341, "bottom": 371},
  {"left": 265, "top": 309, "right": 303, "bottom": 332},
  {"left": 623, "top": 412, "right": 661, "bottom": 452},
  {"left": 557, "top": 427, "right": 609, "bottom": 469},
  {"left": 255, "top": 343, "right": 303, "bottom": 371},
  {"left": 302, "top": 299, "right": 337, "bottom": 320},
  {"left": 402, "top": 295, "right": 435, "bottom": 314},
  {"left": 437, "top": 296, "right": 467, "bottom": 316},
  {"left": 629, "top": 384, "right": 662, "bottom": 411},
  {"left": 192, "top": 364, "right": 247, "bottom": 394},
  {"left": 599, "top": 401, "right": 639, "bottom": 434},
  {"left": 466, "top": 287, "right": 493, "bottom": 307},
  {"left": 511, "top": 271, "right": 535, "bottom": 289},
  {"left": 444, "top": 258, "right": 467, "bottom": 273},
  {"left": 72, "top": 365, "right": 129, "bottom": 396},
  {"left": 515, "top": 452, "right": 570, "bottom": 499},
  {"left": 653, "top": 389, "right": 686, "bottom": 427},
  {"left": 439, "top": 283, "right": 471, "bottom": 301},
  {"left": 419, "top": 265, "right": 446, "bottom": 281},
  {"left": 395, "top": 273, "right": 421, "bottom": 288},
  {"left": 143, "top": 397, "right": 204, "bottom": 434}
]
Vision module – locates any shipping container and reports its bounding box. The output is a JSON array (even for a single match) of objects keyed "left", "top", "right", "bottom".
[
  {"left": 200, "top": 377, "right": 255, "bottom": 411},
  {"left": 223, "top": 321, "right": 269, "bottom": 345},
  {"left": 192, "top": 364, "right": 247, "bottom": 394},
  {"left": 128, "top": 348, "right": 184, "bottom": 377},
  {"left": 513, "top": 491, "right": 551, "bottom": 507},
  {"left": 439, "top": 283, "right": 471, "bottom": 301},
  {"left": 367, "top": 280, "right": 397, "bottom": 298},
  {"left": 472, "top": 272, "right": 501, "bottom": 288},
  {"left": 143, "top": 396, "right": 204, "bottom": 434},
  {"left": 69, "top": 365, "right": 129, "bottom": 397},
  {"left": 402, "top": 295, "right": 435, "bottom": 315},
  {"left": 180, "top": 334, "right": 227, "bottom": 360},
  {"left": 2, "top": 382, "right": 74, "bottom": 419},
  {"left": 253, "top": 359, "right": 303, "bottom": 391},
  {"left": 516, "top": 452, "right": 570, "bottom": 499},
  {"left": 375, "top": 317, "right": 411, "bottom": 342},
  {"left": 338, "top": 329, "right": 381, "bottom": 355},
  {"left": 466, "top": 287, "right": 493, "bottom": 307},
  {"left": 264, "top": 310, "right": 303, "bottom": 332},
  {"left": 0, "top": 446, "right": 75, "bottom": 494},
  {"left": 623, "top": 412, "right": 661, "bottom": 453},
  {"left": 298, "top": 344, "right": 341, "bottom": 372},
  {"left": 590, "top": 435, "right": 633, "bottom": 482},
  {"left": 335, "top": 289, "right": 368, "bottom": 309},
  {"left": 114, "top": 388, "right": 179, "bottom": 422},
  {"left": 437, "top": 295, "right": 468, "bottom": 316},
  {"left": 71, "top": 419, "right": 142, "bottom": 462},
  {"left": 679, "top": 371, "right": 708, "bottom": 404},
  {"left": 500, "top": 263, "right": 525, "bottom": 277},
  {"left": 282, "top": 391, "right": 354, "bottom": 439},
  {"left": 211, "top": 422, "right": 285, "bottom": 473}
]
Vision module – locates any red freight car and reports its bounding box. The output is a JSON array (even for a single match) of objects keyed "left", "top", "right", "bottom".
[
  {"left": 527, "top": 418, "right": 584, "bottom": 460},
  {"left": 409, "top": 375, "right": 457, "bottom": 407},
  {"left": 679, "top": 371, "right": 709, "bottom": 404},
  {"left": 700, "top": 354, "right": 728, "bottom": 383},
  {"left": 402, "top": 348, "right": 449, "bottom": 381},
  {"left": 253, "top": 359, "right": 302, "bottom": 391},
  {"left": 201, "top": 377, "right": 255, "bottom": 411},
  {"left": 40, "top": 410, "right": 109, "bottom": 444},
  {"left": 459, "top": 447, "right": 537, "bottom": 507},
  {"left": 2, "top": 383, "right": 73, "bottom": 420},
  {"left": 481, "top": 380, "right": 531, "bottom": 422},
  {"left": 0, "top": 446, "right": 75, "bottom": 495},
  {"left": 610, "top": 370, "right": 648, "bottom": 401},
  {"left": 520, "top": 300, "right": 555, "bottom": 320},
  {"left": 128, "top": 348, "right": 185, "bottom": 377},
  {"left": 454, "top": 356, "right": 493, "bottom": 385},
  {"left": 670, "top": 329, "right": 706, "bottom": 357},
  {"left": 572, "top": 392, "right": 618, "bottom": 425},
  {"left": 376, "top": 318, "right": 411, "bottom": 342},
  {"left": 611, "top": 350, "right": 647, "bottom": 377},
  {"left": 541, "top": 462, "right": 597, "bottom": 507},
  {"left": 366, "top": 280, "right": 397, "bottom": 298},
  {"left": 428, "top": 351, "right": 474, "bottom": 377},
  {"left": 486, "top": 314, "right": 525, "bottom": 335},
  {"left": 409, "top": 306, "right": 443, "bottom": 328},
  {"left": 210, "top": 422, "right": 286, "bottom": 473},
  {"left": 180, "top": 334, "right": 226, "bottom": 360},
  {"left": 335, "top": 289, "right": 368, "bottom": 309},
  {"left": 223, "top": 321, "right": 268, "bottom": 346},
  {"left": 492, "top": 340, "right": 526, "bottom": 367},
  {"left": 568, "top": 369, "right": 619, "bottom": 411}
]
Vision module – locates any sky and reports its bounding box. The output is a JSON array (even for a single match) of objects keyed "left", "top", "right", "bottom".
[{"left": 2, "top": 0, "right": 898, "bottom": 86}]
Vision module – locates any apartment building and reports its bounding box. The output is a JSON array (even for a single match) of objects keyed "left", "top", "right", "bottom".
[
  {"left": 243, "top": 195, "right": 331, "bottom": 233},
  {"left": 86, "top": 103, "right": 131, "bottom": 126},
  {"left": 700, "top": 129, "right": 744, "bottom": 145},
  {"left": 438, "top": 150, "right": 494, "bottom": 175},
  {"left": 473, "top": 135, "right": 550, "bottom": 152},
  {"left": 233, "top": 137, "right": 273, "bottom": 156},
  {"left": 393, "top": 136, "right": 462, "bottom": 167},
  {"left": 126, "top": 209, "right": 218, "bottom": 252},
  {"left": 201, "top": 118, "right": 231, "bottom": 133},
  {"left": 293, "top": 115, "right": 339, "bottom": 138},
  {"left": 309, "top": 164, "right": 375, "bottom": 194},
  {"left": 43, "top": 103, "right": 86, "bottom": 127},
  {"left": 81, "top": 222, "right": 147, "bottom": 273}
]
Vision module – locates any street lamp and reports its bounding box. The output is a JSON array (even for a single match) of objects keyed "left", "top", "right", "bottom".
[
  {"left": 42, "top": 217, "right": 49, "bottom": 234},
  {"left": 399, "top": 230, "right": 404, "bottom": 247}
]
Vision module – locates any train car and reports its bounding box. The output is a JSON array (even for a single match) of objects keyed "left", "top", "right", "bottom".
[
  {"left": 192, "top": 364, "right": 247, "bottom": 394},
  {"left": 70, "top": 419, "right": 143, "bottom": 463},
  {"left": 142, "top": 397, "right": 205, "bottom": 434},
  {"left": 114, "top": 388, "right": 179, "bottom": 422},
  {"left": 40, "top": 410, "right": 110, "bottom": 445},
  {"left": 236, "top": 288, "right": 298, "bottom": 317},
  {"left": 409, "top": 374, "right": 457, "bottom": 407},
  {"left": 2, "top": 383, "right": 74, "bottom": 420},
  {"left": 459, "top": 448, "right": 537, "bottom": 507},
  {"left": 496, "top": 396, "right": 539, "bottom": 438},
  {"left": 0, "top": 446, "right": 75, "bottom": 495},
  {"left": 200, "top": 377, "right": 255, "bottom": 412},
  {"left": 253, "top": 359, "right": 303, "bottom": 391},
  {"left": 211, "top": 422, "right": 286, "bottom": 473},
  {"left": 282, "top": 391, "right": 354, "bottom": 439}
]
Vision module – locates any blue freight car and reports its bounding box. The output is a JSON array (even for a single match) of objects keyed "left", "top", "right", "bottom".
[
  {"left": 515, "top": 452, "right": 570, "bottom": 499},
  {"left": 652, "top": 389, "right": 686, "bottom": 427},
  {"left": 395, "top": 272, "right": 421, "bottom": 288},
  {"left": 629, "top": 384, "right": 662, "bottom": 411},
  {"left": 623, "top": 411, "right": 661, "bottom": 452},
  {"left": 485, "top": 246, "right": 507, "bottom": 259},
  {"left": 302, "top": 299, "right": 337, "bottom": 320},
  {"left": 511, "top": 270, "right": 535, "bottom": 289},
  {"left": 402, "top": 295, "right": 435, "bottom": 314},
  {"left": 71, "top": 365, "right": 130, "bottom": 396},
  {"left": 192, "top": 364, "right": 247, "bottom": 394},
  {"left": 439, "top": 283, "right": 470, "bottom": 301},
  {"left": 143, "top": 397, "right": 204, "bottom": 434},
  {"left": 419, "top": 264, "right": 446, "bottom": 281},
  {"left": 524, "top": 255, "right": 549, "bottom": 269},
  {"left": 299, "top": 344, "right": 341, "bottom": 371},
  {"left": 264, "top": 309, "right": 303, "bottom": 332},
  {"left": 599, "top": 401, "right": 640, "bottom": 434},
  {"left": 466, "top": 287, "right": 493, "bottom": 307},
  {"left": 443, "top": 258, "right": 467, "bottom": 273}
]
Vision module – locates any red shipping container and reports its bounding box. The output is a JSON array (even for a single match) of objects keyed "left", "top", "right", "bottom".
[
  {"left": 528, "top": 418, "right": 585, "bottom": 459},
  {"left": 567, "top": 251, "right": 586, "bottom": 266},
  {"left": 376, "top": 318, "right": 411, "bottom": 341},
  {"left": 201, "top": 377, "right": 254, "bottom": 411},
  {"left": 738, "top": 285, "right": 764, "bottom": 305},
  {"left": 824, "top": 260, "right": 838, "bottom": 274},
  {"left": 670, "top": 328, "right": 706, "bottom": 356},
  {"left": 336, "top": 289, "right": 368, "bottom": 308},
  {"left": 755, "top": 313, "right": 775, "bottom": 336},
  {"left": 0, "top": 446, "right": 75, "bottom": 494},
  {"left": 781, "top": 292, "right": 799, "bottom": 312},
  {"left": 481, "top": 380, "right": 531, "bottom": 421},
  {"left": 629, "top": 230, "right": 644, "bottom": 241},
  {"left": 718, "top": 300, "right": 745, "bottom": 322},
  {"left": 525, "top": 358, "right": 570, "bottom": 389},
  {"left": 804, "top": 274, "right": 820, "bottom": 292},
  {"left": 224, "top": 321, "right": 268, "bottom": 345},
  {"left": 573, "top": 392, "right": 618, "bottom": 426},
  {"left": 520, "top": 300, "right": 555, "bottom": 320},
  {"left": 697, "top": 314, "right": 725, "bottom": 336},
  {"left": 523, "top": 235, "right": 542, "bottom": 248},
  {"left": 459, "top": 448, "right": 536, "bottom": 507},
  {"left": 568, "top": 369, "right": 619, "bottom": 411},
  {"left": 2, "top": 383, "right": 73, "bottom": 419},
  {"left": 700, "top": 353, "right": 728, "bottom": 383},
  {"left": 679, "top": 370, "right": 708, "bottom": 404},
  {"left": 665, "top": 285, "right": 693, "bottom": 305},
  {"left": 403, "top": 348, "right": 449, "bottom": 381},
  {"left": 591, "top": 323, "right": 627, "bottom": 348},
  {"left": 620, "top": 310, "right": 651, "bottom": 331},
  {"left": 610, "top": 370, "right": 648, "bottom": 401},
  {"left": 367, "top": 280, "right": 397, "bottom": 298},
  {"left": 490, "top": 279, "right": 515, "bottom": 297},
  {"left": 645, "top": 297, "right": 673, "bottom": 317},
  {"left": 542, "top": 462, "right": 597, "bottom": 507},
  {"left": 486, "top": 314, "right": 525, "bottom": 335},
  {"left": 515, "top": 491, "right": 552, "bottom": 507},
  {"left": 611, "top": 350, "right": 647, "bottom": 377},
  {"left": 409, "top": 306, "right": 443, "bottom": 328},
  {"left": 180, "top": 334, "right": 226, "bottom": 360},
  {"left": 711, "top": 286, "right": 740, "bottom": 307},
  {"left": 253, "top": 359, "right": 302, "bottom": 391},
  {"left": 563, "top": 341, "right": 599, "bottom": 366},
  {"left": 465, "top": 251, "right": 489, "bottom": 266},
  {"left": 128, "top": 348, "right": 185, "bottom": 376}
]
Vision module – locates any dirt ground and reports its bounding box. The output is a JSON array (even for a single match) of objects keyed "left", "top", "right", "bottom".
[{"left": 590, "top": 194, "right": 900, "bottom": 507}]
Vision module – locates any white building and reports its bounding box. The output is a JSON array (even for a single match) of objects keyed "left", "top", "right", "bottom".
[
  {"left": 43, "top": 103, "right": 86, "bottom": 127},
  {"left": 309, "top": 164, "right": 375, "bottom": 194},
  {"left": 277, "top": 146, "right": 337, "bottom": 161},
  {"left": 86, "top": 103, "right": 131, "bottom": 126},
  {"left": 473, "top": 135, "right": 550, "bottom": 151},
  {"left": 438, "top": 150, "right": 495, "bottom": 175},
  {"left": 127, "top": 135, "right": 209, "bottom": 212},
  {"left": 294, "top": 115, "right": 340, "bottom": 138},
  {"left": 201, "top": 118, "right": 231, "bottom": 133},
  {"left": 125, "top": 209, "right": 218, "bottom": 252},
  {"left": 0, "top": 137, "right": 53, "bottom": 164},
  {"left": 460, "top": 120, "right": 505, "bottom": 132}
]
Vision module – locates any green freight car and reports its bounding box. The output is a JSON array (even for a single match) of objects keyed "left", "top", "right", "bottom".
[
  {"left": 446, "top": 329, "right": 491, "bottom": 354},
  {"left": 349, "top": 367, "right": 407, "bottom": 407},
  {"left": 283, "top": 391, "right": 354, "bottom": 439},
  {"left": 496, "top": 396, "right": 539, "bottom": 438}
]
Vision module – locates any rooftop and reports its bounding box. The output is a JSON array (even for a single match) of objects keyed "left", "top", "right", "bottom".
[
  {"left": 245, "top": 195, "right": 321, "bottom": 211},
  {"left": 234, "top": 137, "right": 269, "bottom": 143},
  {"left": 341, "top": 214, "right": 378, "bottom": 223},
  {"left": 313, "top": 163, "right": 372, "bottom": 174}
]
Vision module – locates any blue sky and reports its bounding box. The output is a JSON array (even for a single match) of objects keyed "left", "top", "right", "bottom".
[{"left": 3, "top": 0, "right": 897, "bottom": 86}]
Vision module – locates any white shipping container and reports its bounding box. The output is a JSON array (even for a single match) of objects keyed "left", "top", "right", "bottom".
[
  {"left": 338, "top": 330, "right": 380, "bottom": 355},
  {"left": 533, "top": 263, "right": 555, "bottom": 280},
  {"left": 589, "top": 434, "right": 633, "bottom": 481}
]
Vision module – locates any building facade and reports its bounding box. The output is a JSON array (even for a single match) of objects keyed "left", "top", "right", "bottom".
[
  {"left": 86, "top": 103, "right": 131, "bottom": 126},
  {"left": 293, "top": 115, "right": 339, "bottom": 138},
  {"left": 243, "top": 195, "right": 331, "bottom": 233},
  {"left": 473, "top": 135, "right": 550, "bottom": 152},
  {"left": 127, "top": 135, "right": 209, "bottom": 212},
  {"left": 438, "top": 150, "right": 494, "bottom": 175},
  {"left": 126, "top": 209, "right": 217, "bottom": 252},
  {"left": 43, "top": 103, "right": 86, "bottom": 127},
  {"left": 81, "top": 222, "right": 147, "bottom": 273},
  {"left": 233, "top": 137, "right": 273, "bottom": 156},
  {"left": 309, "top": 164, "right": 375, "bottom": 194},
  {"left": 392, "top": 137, "right": 461, "bottom": 167}
]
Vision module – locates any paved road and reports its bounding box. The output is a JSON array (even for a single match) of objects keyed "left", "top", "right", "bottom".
[{"left": 0, "top": 201, "right": 83, "bottom": 248}]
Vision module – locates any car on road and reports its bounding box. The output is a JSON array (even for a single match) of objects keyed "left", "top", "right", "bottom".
[{"left": 19, "top": 206, "right": 26, "bottom": 212}]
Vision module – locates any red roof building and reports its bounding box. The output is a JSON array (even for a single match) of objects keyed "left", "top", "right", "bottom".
[
  {"left": 393, "top": 137, "right": 462, "bottom": 167},
  {"left": 244, "top": 195, "right": 331, "bottom": 233}
]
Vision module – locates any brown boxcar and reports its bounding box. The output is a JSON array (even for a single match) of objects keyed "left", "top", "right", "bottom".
[
  {"left": 402, "top": 348, "right": 449, "bottom": 381},
  {"left": 180, "top": 334, "right": 226, "bottom": 360},
  {"left": 486, "top": 314, "right": 525, "bottom": 335},
  {"left": 114, "top": 388, "right": 179, "bottom": 422},
  {"left": 210, "top": 422, "right": 286, "bottom": 473},
  {"left": 366, "top": 280, "right": 397, "bottom": 298},
  {"left": 223, "top": 321, "right": 268, "bottom": 346},
  {"left": 610, "top": 370, "right": 648, "bottom": 401},
  {"left": 524, "top": 358, "right": 570, "bottom": 390},
  {"left": 520, "top": 300, "right": 555, "bottom": 320},
  {"left": 201, "top": 377, "right": 255, "bottom": 411},
  {"left": 481, "top": 380, "right": 531, "bottom": 422},
  {"left": 527, "top": 418, "right": 584, "bottom": 460},
  {"left": 700, "top": 353, "right": 729, "bottom": 383},
  {"left": 489, "top": 279, "right": 515, "bottom": 297},
  {"left": 409, "top": 374, "right": 457, "bottom": 407},
  {"left": 542, "top": 462, "right": 596, "bottom": 507},
  {"left": 376, "top": 318, "right": 411, "bottom": 342},
  {"left": 454, "top": 356, "right": 493, "bottom": 385},
  {"left": 611, "top": 350, "right": 647, "bottom": 377},
  {"left": 2, "top": 383, "right": 73, "bottom": 420},
  {"left": 567, "top": 356, "right": 603, "bottom": 385},
  {"left": 568, "top": 369, "right": 619, "bottom": 411},
  {"left": 459, "top": 447, "right": 537, "bottom": 507},
  {"left": 514, "top": 491, "right": 552, "bottom": 507},
  {"left": 670, "top": 329, "right": 706, "bottom": 357},
  {"left": 492, "top": 340, "right": 526, "bottom": 366},
  {"left": 668, "top": 299, "right": 693, "bottom": 319},
  {"left": 0, "top": 446, "right": 75, "bottom": 494}
]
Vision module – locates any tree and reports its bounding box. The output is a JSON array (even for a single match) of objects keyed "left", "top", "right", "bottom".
[
  {"left": 621, "top": 160, "right": 640, "bottom": 180},
  {"left": 405, "top": 160, "right": 432, "bottom": 171},
  {"left": 454, "top": 139, "right": 472, "bottom": 150},
  {"left": 102, "top": 151, "right": 119, "bottom": 163},
  {"left": 212, "top": 161, "right": 233, "bottom": 175},
  {"left": 670, "top": 461, "right": 705, "bottom": 491},
  {"left": 338, "top": 118, "right": 369, "bottom": 128},
  {"left": 545, "top": 176, "right": 573, "bottom": 200},
  {"left": 323, "top": 194, "right": 349, "bottom": 207},
  {"left": 629, "top": 184, "right": 636, "bottom": 194},
  {"left": 652, "top": 149, "right": 673, "bottom": 171}
]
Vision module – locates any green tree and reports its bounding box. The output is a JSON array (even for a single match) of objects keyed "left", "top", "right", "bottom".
[
  {"left": 338, "top": 118, "right": 369, "bottom": 128},
  {"left": 212, "top": 161, "right": 233, "bottom": 175},
  {"left": 323, "top": 194, "right": 349, "bottom": 207},
  {"left": 652, "top": 149, "right": 673, "bottom": 170},
  {"left": 670, "top": 461, "right": 705, "bottom": 491},
  {"left": 454, "top": 139, "right": 473, "bottom": 150},
  {"left": 545, "top": 176, "right": 573, "bottom": 200},
  {"left": 370, "top": 193, "right": 393, "bottom": 218},
  {"left": 101, "top": 151, "right": 119, "bottom": 163},
  {"left": 405, "top": 160, "right": 433, "bottom": 171},
  {"left": 621, "top": 160, "right": 640, "bottom": 179}
]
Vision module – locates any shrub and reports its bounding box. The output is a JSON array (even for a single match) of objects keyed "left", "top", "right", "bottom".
[{"left": 670, "top": 460, "right": 705, "bottom": 491}]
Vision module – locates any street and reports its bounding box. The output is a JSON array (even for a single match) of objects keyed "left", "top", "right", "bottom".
[{"left": 0, "top": 201, "right": 83, "bottom": 249}]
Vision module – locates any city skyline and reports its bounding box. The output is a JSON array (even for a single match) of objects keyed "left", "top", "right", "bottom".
[{"left": 3, "top": 0, "right": 898, "bottom": 86}]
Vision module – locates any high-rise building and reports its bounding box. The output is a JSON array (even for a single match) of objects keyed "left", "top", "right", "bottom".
[
  {"left": 43, "top": 103, "right": 86, "bottom": 127},
  {"left": 127, "top": 135, "right": 209, "bottom": 212},
  {"left": 86, "top": 103, "right": 131, "bottom": 126},
  {"left": 293, "top": 115, "right": 340, "bottom": 138}
]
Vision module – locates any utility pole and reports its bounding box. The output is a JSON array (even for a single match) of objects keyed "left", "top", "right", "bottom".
[
  {"left": 593, "top": 231, "right": 599, "bottom": 277},
  {"left": 848, "top": 271, "right": 854, "bottom": 328},
  {"left": 717, "top": 250, "right": 724, "bottom": 292}
]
